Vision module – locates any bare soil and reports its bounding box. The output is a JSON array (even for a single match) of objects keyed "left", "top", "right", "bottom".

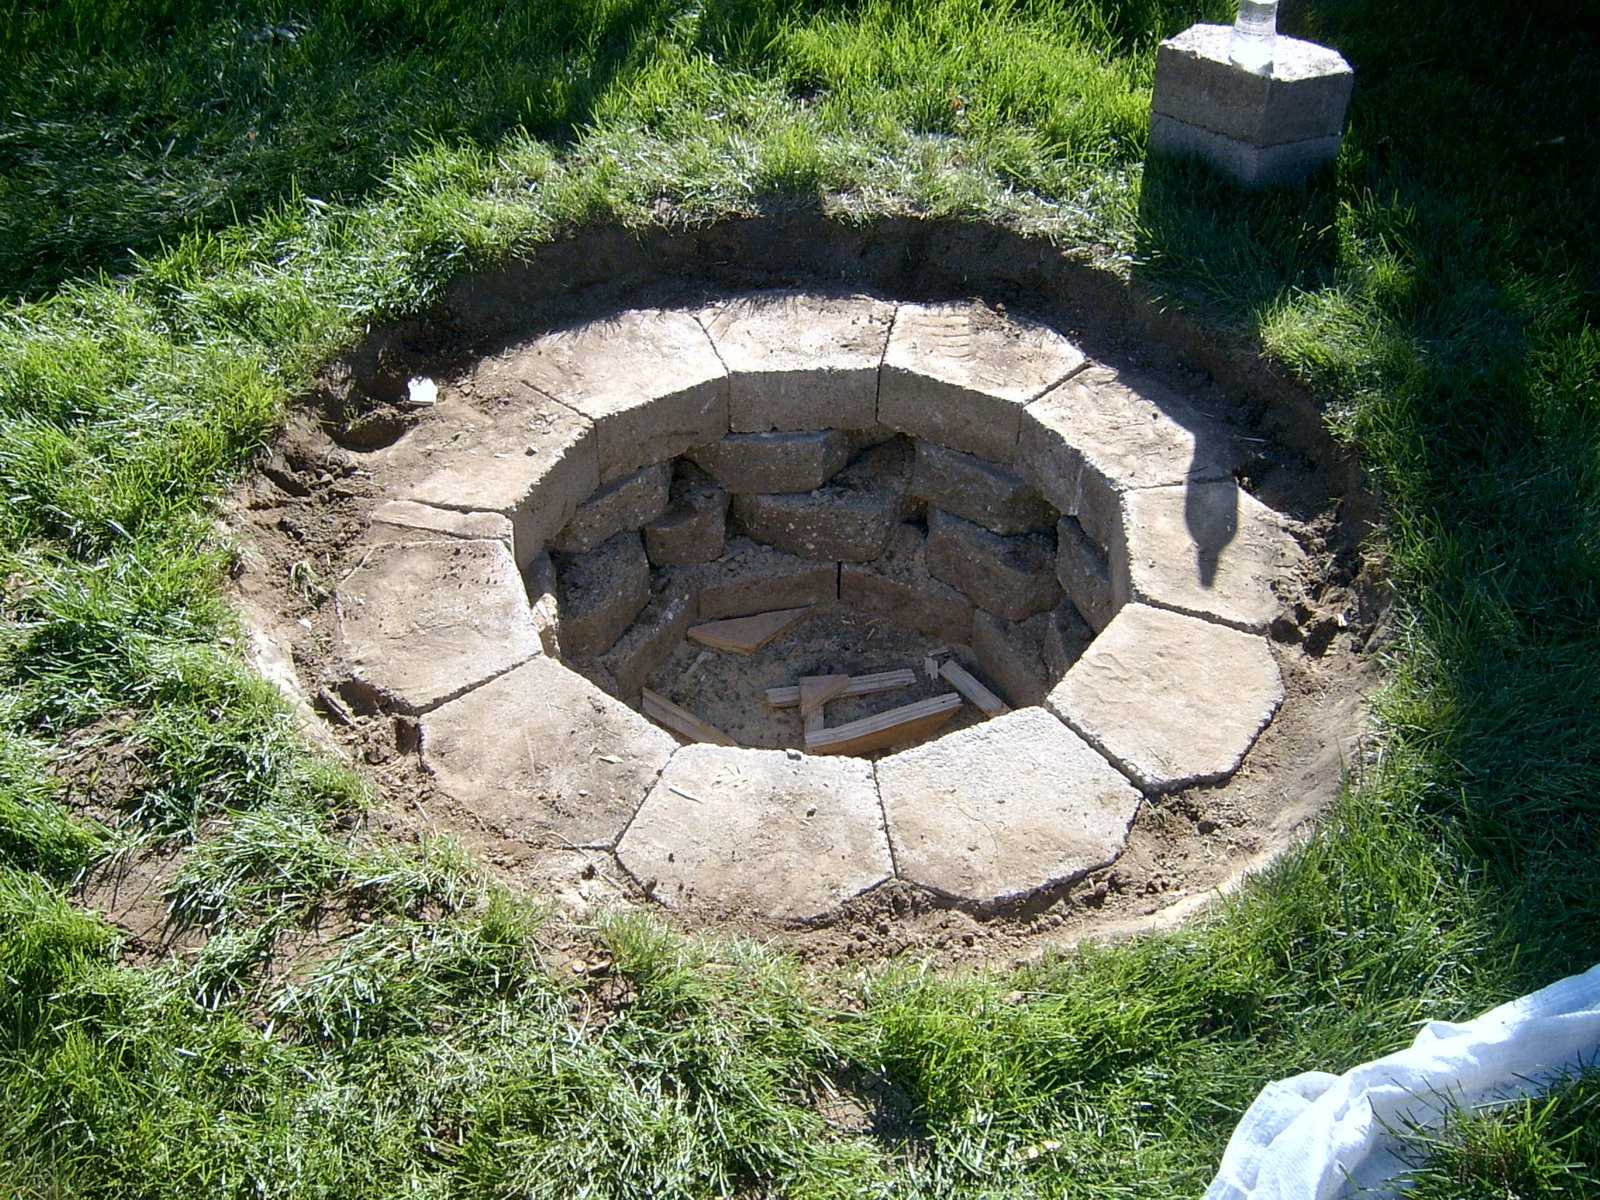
[{"left": 215, "top": 213, "right": 1384, "bottom": 972}]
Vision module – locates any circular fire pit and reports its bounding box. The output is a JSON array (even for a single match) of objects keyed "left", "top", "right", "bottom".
[{"left": 325, "top": 294, "right": 1304, "bottom": 919}]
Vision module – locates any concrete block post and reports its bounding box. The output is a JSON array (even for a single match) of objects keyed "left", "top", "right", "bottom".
[{"left": 1149, "top": 24, "right": 1353, "bottom": 187}]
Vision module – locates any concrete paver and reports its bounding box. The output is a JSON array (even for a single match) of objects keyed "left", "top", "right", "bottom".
[
  {"left": 1047, "top": 603, "right": 1283, "bottom": 792},
  {"left": 336, "top": 539, "right": 542, "bottom": 713},
  {"left": 422, "top": 656, "right": 676, "bottom": 848},
  {"left": 878, "top": 707, "right": 1141, "bottom": 905},
  {"left": 617, "top": 745, "right": 892, "bottom": 920}
]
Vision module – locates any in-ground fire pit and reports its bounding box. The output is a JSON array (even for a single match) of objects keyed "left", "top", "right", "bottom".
[{"left": 321, "top": 294, "right": 1307, "bottom": 920}]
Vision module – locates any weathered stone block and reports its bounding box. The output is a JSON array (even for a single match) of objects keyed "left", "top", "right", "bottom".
[
  {"left": 732, "top": 487, "right": 901, "bottom": 562},
  {"left": 1056, "top": 515, "right": 1119, "bottom": 633},
  {"left": 926, "top": 509, "right": 1061, "bottom": 622},
  {"left": 523, "top": 549, "right": 562, "bottom": 657},
  {"left": 336, "top": 539, "right": 542, "bottom": 713},
  {"left": 1113, "top": 482, "right": 1304, "bottom": 633},
  {"left": 878, "top": 708, "right": 1141, "bottom": 905},
  {"left": 599, "top": 583, "right": 695, "bottom": 701},
  {"left": 1149, "top": 24, "right": 1353, "bottom": 186},
  {"left": 971, "top": 609, "right": 1054, "bottom": 709},
  {"left": 554, "top": 530, "right": 651, "bottom": 657},
  {"left": 372, "top": 390, "right": 598, "bottom": 565},
  {"left": 551, "top": 462, "right": 671, "bottom": 554},
  {"left": 700, "top": 292, "right": 895, "bottom": 432},
  {"left": 510, "top": 309, "right": 729, "bottom": 480},
  {"left": 1047, "top": 603, "right": 1283, "bottom": 792},
  {"left": 840, "top": 523, "right": 975, "bottom": 643},
  {"left": 689, "top": 429, "right": 853, "bottom": 495},
  {"left": 880, "top": 303, "right": 1085, "bottom": 463},
  {"left": 422, "top": 657, "right": 676, "bottom": 848},
  {"left": 616, "top": 745, "right": 892, "bottom": 920},
  {"left": 687, "top": 538, "right": 839, "bottom": 619},
  {"left": 1018, "top": 364, "right": 1231, "bottom": 548},
  {"left": 910, "top": 441, "right": 1056, "bottom": 535},
  {"left": 643, "top": 484, "right": 727, "bottom": 567}
]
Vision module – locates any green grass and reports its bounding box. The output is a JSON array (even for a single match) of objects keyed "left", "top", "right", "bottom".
[{"left": 3, "top": 0, "right": 1599, "bottom": 1196}]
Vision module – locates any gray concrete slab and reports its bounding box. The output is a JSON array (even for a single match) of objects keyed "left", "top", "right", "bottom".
[
  {"left": 700, "top": 292, "right": 895, "bottom": 432},
  {"left": 617, "top": 745, "right": 892, "bottom": 920},
  {"left": 336, "top": 539, "right": 542, "bottom": 713},
  {"left": 422, "top": 657, "right": 676, "bottom": 848},
  {"left": 367, "top": 500, "right": 517, "bottom": 559},
  {"left": 1114, "top": 482, "right": 1304, "bottom": 633},
  {"left": 511, "top": 309, "right": 729, "bottom": 480},
  {"left": 371, "top": 391, "right": 598, "bottom": 565},
  {"left": 878, "top": 707, "right": 1141, "bottom": 905},
  {"left": 880, "top": 303, "right": 1086, "bottom": 463},
  {"left": 1047, "top": 603, "right": 1283, "bottom": 792}
]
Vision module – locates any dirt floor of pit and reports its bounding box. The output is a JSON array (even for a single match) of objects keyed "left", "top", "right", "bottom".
[{"left": 213, "top": 215, "right": 1386, "bottom": 972}]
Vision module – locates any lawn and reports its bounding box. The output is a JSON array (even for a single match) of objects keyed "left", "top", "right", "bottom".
[{"left": 2, "top": 0, "right": 1597, "bottom": 1196}]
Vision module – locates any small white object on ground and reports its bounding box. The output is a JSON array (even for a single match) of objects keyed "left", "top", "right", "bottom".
[
  {"left": 1204, "top": 961, "right": 1600, "bottom": 1200},
  {"left": 405, "top": 376, "right": 438, "bottom": 407}
]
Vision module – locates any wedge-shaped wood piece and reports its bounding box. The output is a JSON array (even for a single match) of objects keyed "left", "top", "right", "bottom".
[
  {"left": 806, "top": 693, "right": 962, "bottom": 756},
  {"left": 642, "top": 688, "right": 738, "bottom": 747},
  {"left": 686, "top": 606, "right": 812, "bottom": 655},
  {"left": 939, "top": 661, "right": 1010, "bottom": 717},
  {"left": 766, "top": 669, "right": 916, "bottom": 709},
  {"left": 799, "top": 675, "right": 851, "bottom": 719}
]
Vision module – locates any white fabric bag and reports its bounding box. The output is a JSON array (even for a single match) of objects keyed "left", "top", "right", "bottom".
[{"left": 1204, "top": 961, "right": 1600, "bottom": 1200}]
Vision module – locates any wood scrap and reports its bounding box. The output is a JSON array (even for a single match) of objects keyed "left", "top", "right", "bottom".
[
  {"left": 641, "top": 689, "right": 738, "bottom": 747},
  {"left": 799, "top": 674, "right": 851, "bottom": 720},
  {"left": 939, "top": 661, "right": 1010, "bottom": 717},
  {"left": 686, "top": 606, "right": 812, "bottom": 654},
  {"left": 766, "top": 669, "right": 916, "bottom": 709},
  {"left": 805, "top": 693, "right": 962, "bottom": 756}
]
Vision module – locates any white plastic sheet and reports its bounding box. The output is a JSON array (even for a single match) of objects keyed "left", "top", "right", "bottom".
[{"left": 1203, "top": 961, "right": 1600, "bottom": 1200}]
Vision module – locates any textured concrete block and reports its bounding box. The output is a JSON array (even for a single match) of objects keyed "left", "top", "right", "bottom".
[
  {"left": 422, "top": 657, "right": 676, "bottom": 848},
  {"left": 554, "top": 530, "right": 651, "bottom": 657},
  {"left": 878, "top": 708, "right": 1141, "bottom": 905},
  {"left": 687, "top": 538, "right": 839, "bottom": 619},
  {"left": 617, "top": 746, "right": 892, "bottom": 920},
  {"left": 643, "top": 484, "right": 727, "bottom": 567},
  {"left": 880, "top": 303, "right": 1085, "bottom": 463},
  {"left": 1056, "top": 515, "right": 1118, "bottom": 633},
  {"left": 1113, "top": 481, "right": 1303, "bottom": 633},
  {"left": 511, "top": 309, "right": 728, "bottom": 479},
  {"left": 926, "top": 509, "right": 1061, "bottom": 622},
  {"left": 971, "top": 608, "right": 1054, "bottom": 709},
  {"left": 599, "top": 584, "right": 695, "bottom": 700},
  {"left": 1043, "top": 600, "right": 1095, "bottom": 679},
  {"left": 336, "top": 540, "right": 542, "bottom": 713},
  {"left": 1047, "top": 603, "right": 1283, "bottom": 792},
  {"left": 700, "top": 292, "right": 895, "bottom": 432},
  {"left": 732, "top": 488, "right": 901, "bottom": 562},
  {"left": 551, "top": 462, "right": 671, "bottom": 554},
  {"left": 523, "top": 549, "right": 562, "bottom": 657},
  {"left": 1149, "top": 115, "right": 1344, "bottom": 187},
  {"left": 911, "top": 441, "right": 1057, "bottom": 535},
  {"left": 840, "top": 524, "right": 975, "bottom": 643},
  {"left": 1152, "top": 25, "right": 1354, "bottom": 147},
  {"left": 689, "top": 429, "right": 853, "bottom": 495}
]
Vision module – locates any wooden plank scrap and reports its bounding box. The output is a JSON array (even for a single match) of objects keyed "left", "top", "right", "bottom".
[
  {"left": 805, "top": 693, "right": 962, "bottom": 756},
  {"left": 939, "top": 661, "right": 1010, "bottom": 717},
  {"left": 641, "top": 688, "right": 738, "bottom": 747},
  {"left": 799, "top": 674, "right": 851, "bottom": 720},
  {"left": 686, "top": 606, "right": 812, "bottom": 655},
  {"left": 766, "top": 669, "right": 916, "bottom": 709}
]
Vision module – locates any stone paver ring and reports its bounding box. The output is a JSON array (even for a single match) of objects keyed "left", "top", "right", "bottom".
[{"left": 333, "top": 294, "right": 1301, "bottom": 919}]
